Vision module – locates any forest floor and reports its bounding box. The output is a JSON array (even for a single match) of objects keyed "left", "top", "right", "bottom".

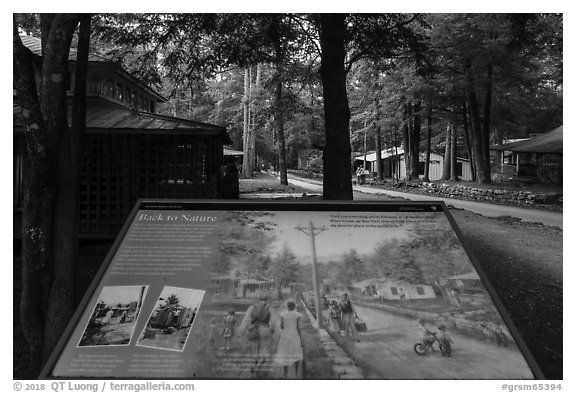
[{"left": 13, "top": 172, "right": 563, "bottom": 380}]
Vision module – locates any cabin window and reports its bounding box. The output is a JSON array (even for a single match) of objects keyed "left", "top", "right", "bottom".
[
  {"left": 457, "top": 162, "right": 463, "bottom": 177},
  {"left": 390, "top": 287, "right": 398, "bottom": 295},
  {"left": 103, "top": 80, "right": 114, "bottom": 98},
  {"left": 503, "top": 151, "right": 515, "bottom": 165},
  {"left": 115, "top": 82, "right": 123, "bottom": 101},
  {"left": 130, "top": 90, "right": 137, "bottom": 107},
  {"left": 416, "top": 286, "right": 425, "bottom": 295}
]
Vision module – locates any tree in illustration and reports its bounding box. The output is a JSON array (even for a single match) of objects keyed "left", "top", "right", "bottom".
[{"left": 268, "top": 243, "right": 301, "bottom": 299}]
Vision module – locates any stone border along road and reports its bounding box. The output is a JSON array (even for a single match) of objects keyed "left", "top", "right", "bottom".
[
  {"left": 299, "top": 297, "right": 364, "bottom": 379},
  {"left": 282, "top": 174, "right": 563, "bottom": 229}
]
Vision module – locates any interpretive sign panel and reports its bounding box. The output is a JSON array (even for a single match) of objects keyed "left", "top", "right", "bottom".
[{"left": 42, "top": 200, "right": 542, "bottom": 379}]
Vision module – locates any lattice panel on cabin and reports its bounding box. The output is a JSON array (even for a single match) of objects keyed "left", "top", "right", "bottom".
[{"left": 80, "top": 133, "right": 222, "bottom": 236}]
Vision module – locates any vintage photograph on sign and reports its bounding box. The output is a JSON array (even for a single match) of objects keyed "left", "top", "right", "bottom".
[
  {"left": 136, "top": 286, "right": 205, "bottom": 352},
  {"left": 78, "top": 285, "right": 148, "bottom": 347}
]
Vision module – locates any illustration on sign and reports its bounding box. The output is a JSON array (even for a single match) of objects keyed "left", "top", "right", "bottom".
[{"left": 47, "top": 204, "right": 538, "bottom": 379}]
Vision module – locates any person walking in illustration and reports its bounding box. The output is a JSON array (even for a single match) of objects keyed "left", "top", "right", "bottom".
[
  {"left": 207, "top": 318, "right": 219, "bottom": 350},
  {"left": 239, "top": 295, "right": 274, "bottom": 375},
  {"left": 328, "top": 300, "right": 342, "bottom": 335},
  {"left": 222, "top": 310, "right": 237, "bottom": 355},
  {"left": 339, "top": 293, "right": 359, "bottom": 341},
  {"left": 274, "top": 299, "right": 304, "bottom": 379},
  {"left": 120, "top": 310, "right": 127, "bottom": 324}
]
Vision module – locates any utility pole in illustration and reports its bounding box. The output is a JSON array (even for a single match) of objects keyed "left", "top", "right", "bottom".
[{"left": 295, "top": 221, "right": 327, "bottom": 328}]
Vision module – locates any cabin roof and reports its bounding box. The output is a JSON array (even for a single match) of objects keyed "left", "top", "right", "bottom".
[
  {"left": 445, "top": 271, "right": 480, "bottom": 281},
  {"left": 14, "top": 98, "right": 232, "bottom": 143},
  {"left": 491, "top": 126, "right": 563, "bottom": 154},
  {"left": 224, "top": 147, "right": 243, "bottom": 156},
  {"left": 18, "top": 34, "right": 167, "bottom": 103}
]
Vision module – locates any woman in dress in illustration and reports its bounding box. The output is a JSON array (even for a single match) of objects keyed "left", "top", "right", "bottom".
[{"left": 274, "top": 299, "right": 304, "bottom": 379}]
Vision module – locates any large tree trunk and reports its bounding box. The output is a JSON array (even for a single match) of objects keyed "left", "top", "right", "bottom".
[
  {"left": 422, "top": 103, "right": 432, "bottom": 182},
  {"left": 318, "top": 14, "right": 353, "bottom": 200},
  {"left": 408, "top": 101, "right": 421, "bottom": 180},
  {"left": 44, "top": 15, "right": 90, "bottom": 360},
  {"left": 375, "top": 125, "right": 383, "bottom": 181},
  {"left": 464, "top": 65, "right": 490, "bottom": 183},
  {"left": 14, "top": 14, "right": 80, "bottom": 374}
]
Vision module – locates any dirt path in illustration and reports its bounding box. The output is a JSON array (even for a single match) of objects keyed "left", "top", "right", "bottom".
[{"left": 348, "top": 304, "right": 533, "bottom": 379}]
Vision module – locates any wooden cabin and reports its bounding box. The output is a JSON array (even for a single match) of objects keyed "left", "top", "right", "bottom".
[
  {"left": 490, "top": 126, "right": 563, "bottom": 185},
  {"left": 14, "top": 35, "right": 233, "bottom": 238},
  {"left": 353, "top": 148, "right": 473, "bottom": 181}
]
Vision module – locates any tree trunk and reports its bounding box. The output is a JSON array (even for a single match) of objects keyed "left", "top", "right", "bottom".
[
  {"left": 422, "top": 103, "right": 432, "bottom": 182},
  {"left": 450, "top": 124, "right": 459, "bottom": 181},
  {"left": 273, "top": 26, "right": 288, "bottom": 186},
  {"left": 44, "top": 15, "right": 90, "bottom": 360},
  {"left": 375, "top": 125, "right": 383, "bottom": 181},
  {"left": 462, "top": 102, "right": 476, "bottom": 181},
  {"left": 318, "top": 14, "right": 353, "bottom": 200},
  {"left": 14, "top": 14, "right": 80, "bottom": 374},
  {"left": 14, "top": 23, "right": 55, "bottom": 373},
  {"left": 464, "top": 65, "right": 490, "bottom": 183},
  {"left": 408, "top": 101, "right": 421, "bottom": 180},
  {"left": 402, "top": 104, "right": 411, "bottom": 178},
  {"left": 441, "top": 125, "right": 452, "bottom": 181},
  {"left": 394, "top": 127, "right": 400, "bottom": 182},
  {"left": 482, "top": 65, "right": 493, "bottom": 180},
  {"left": 242, "top": 68, "right": 249, "bottom": 176},
  {"left": 242, "top": 67, "right": 253, "bottom": 178}
]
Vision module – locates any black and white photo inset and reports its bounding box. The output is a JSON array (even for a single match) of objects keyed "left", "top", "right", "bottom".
[
  {"left": 78, "top": 285, "right": 148, "bottom": 347},
  {"left": 137, "top": 286, "right": 205, "bottom": 352}
]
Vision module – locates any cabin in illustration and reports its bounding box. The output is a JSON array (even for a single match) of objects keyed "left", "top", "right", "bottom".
[
  {"left": 351, "top": 278, "right": 436, "bottom": 301},
  {"left": 14, "top": 35, "right": 233, "bottom": 237}
]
